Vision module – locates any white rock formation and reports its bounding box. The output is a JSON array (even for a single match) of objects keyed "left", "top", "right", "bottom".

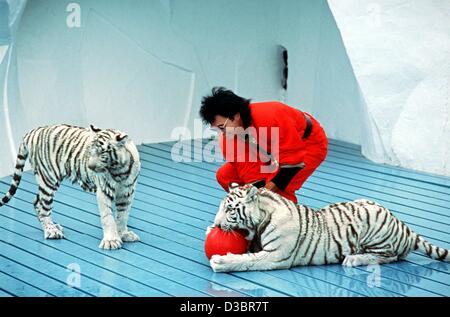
[{"left": 328, "top": 0, "right": 450, "bottom": 177}]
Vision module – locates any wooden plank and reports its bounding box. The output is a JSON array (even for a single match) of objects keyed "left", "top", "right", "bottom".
[
  {"left": 0, "top": 271, "right": 50, "bottom": 297},
  {"left": 14, "top": 173, "right": 450, "bottom": 294},
  {"left": 0, "top": 185, "right": 288, "bottom": 297},
  {"left": 160, "top": 138, "right": 450, "bottom": 197},
  {"left": 144, "top": 143, "right": 450, "bottom": 222},
  {"left": 150, "top": 142, "right": 450, "bottom": 200},
  {"left": 1, "top": 139, "right": 448, "bottom": 297},
  {"left": 0, "top": 255, "right": 89, "bottom": 297},
  {"left": 0, "top": 182, "right": 366, "bottom": 296},
  {"left": 0, "top": 288, "right": 14, "bottom": 297}
]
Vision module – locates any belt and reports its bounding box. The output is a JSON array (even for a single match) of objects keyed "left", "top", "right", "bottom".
[
  {"left": 251, "top": 179, "right": 266, "bottom": 189},
  {"left": 303, "top": 113, "right": 312, "bottom": 139}
]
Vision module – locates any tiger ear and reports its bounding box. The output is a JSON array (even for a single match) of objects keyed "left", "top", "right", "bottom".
[
  {"left": 90, "top": 125, "right": 101, "bottom": 133},
  {"left": 116, "top": 133, "right": 129, "bottom": 144},
  {"left": 228, "top": 182, "right": 240, "bottom": 192},
  {"left": 246, "top": 185, "right": 259, "bottom": 201}
]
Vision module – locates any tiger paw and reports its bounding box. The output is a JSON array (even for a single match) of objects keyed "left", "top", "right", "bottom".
[
  {"left": 210, "top": 253, "right": 243, "bottom": 272},
  {"left": 120, "top": 231, "right": 140, "bottom": 242},
  {"left": 210, "top": 254, "right": 230, "bottom": 272},
  {"left": 43, "top": 223, "right": 64, "bottom": 239},
  {"left": 99, "top": 237, "right": 123, "bottom": 250},
  {"left": 342, "top": 255, "right": 365, "bottom": 267},
  {"left": 205, "top": 225, "right": 215, "bottom": 236}
]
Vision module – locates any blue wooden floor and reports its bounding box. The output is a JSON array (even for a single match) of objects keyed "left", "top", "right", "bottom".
[{"left": 0, "top": 138, "right": 449, "bottom": 297}]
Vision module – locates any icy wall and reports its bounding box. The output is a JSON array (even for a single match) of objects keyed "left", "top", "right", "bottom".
[
  {"left": 2, "top": 0, "right": 449, "bottom": 178},
  {"left": 0, "top": 0, "right": 27, "bottom": 177},
  {"left": 1, "top": 0, "right": 363, "bottom": 177},
  {"left": 328, "top": 0, "right": 450, "bottom": 177}
]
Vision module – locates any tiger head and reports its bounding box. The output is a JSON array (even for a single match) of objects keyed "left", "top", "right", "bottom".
[
  {"left": 87, "top": 125, "right": 131, "bottom": 173},
  {"left": 214, "top": 184, "right": 262, "bottom": 241}
]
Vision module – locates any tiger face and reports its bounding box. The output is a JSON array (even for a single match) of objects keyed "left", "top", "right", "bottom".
[
  {"left": 214, "top": 184, "right": 260, "bottom": 240},
  {"left": 87, "top": 125, "right": 130, "bottom": 173}
]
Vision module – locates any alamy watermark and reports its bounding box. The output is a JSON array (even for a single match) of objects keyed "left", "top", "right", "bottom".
[
  {"left": 343, "top": 263, "right": 382, "bottom": 289},
  {"left": 170, "top": 119, "right": 280, "bottom": 174},
  {"left": 367, "top": 3, "right": 382, "bottom": 29},
  {"left": 66, "top": 262, "right": 81, "bottom": 288},
  {"left": 66, "top": 3, "right": 81, "bottom": 28},
  {"left": 366, "top": 264, "right": 381, "bottom": 288}
]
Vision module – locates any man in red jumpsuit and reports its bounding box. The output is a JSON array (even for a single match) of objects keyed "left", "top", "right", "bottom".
[{"left": 199, "top": 87, "right": 328, "bottom": 203}]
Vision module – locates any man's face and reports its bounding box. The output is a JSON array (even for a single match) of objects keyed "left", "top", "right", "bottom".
[{"left": 211, "top": 114, "right": 242, "bottom": 136}]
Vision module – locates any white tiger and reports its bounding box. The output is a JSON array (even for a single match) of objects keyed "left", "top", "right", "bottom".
[
  {"left": 208, "top": 184, "right": 450, "bottom": 272},
  {"left": 0, "top": 124, "right": 141, "bottom": 250}
]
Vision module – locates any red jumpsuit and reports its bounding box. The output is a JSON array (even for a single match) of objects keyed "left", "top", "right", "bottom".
[{"left": 216, "top": 102, "right": 328, "bottom": 203}]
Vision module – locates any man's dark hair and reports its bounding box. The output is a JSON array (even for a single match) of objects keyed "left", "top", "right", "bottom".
[{"left": 199, "top": 87, "right": 252, "bottom": 127}]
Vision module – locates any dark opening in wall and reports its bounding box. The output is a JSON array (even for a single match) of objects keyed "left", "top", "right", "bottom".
[{"left": 279, "top": 45, "right": 288, "bottom": 90}]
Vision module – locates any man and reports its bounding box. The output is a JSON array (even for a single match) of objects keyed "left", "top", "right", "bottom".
[{"left": 199, "top": 87, "right": 328, "bottom": 203}]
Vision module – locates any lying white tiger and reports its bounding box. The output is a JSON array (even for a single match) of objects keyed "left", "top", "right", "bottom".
[
  {"left": 0, "top": 124, "right": 141, "bottom": 250},
  {"left": 208, "top": 184, "right": 450, "bottom": 272}
]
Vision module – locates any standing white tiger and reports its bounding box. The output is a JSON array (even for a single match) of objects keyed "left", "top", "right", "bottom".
[
  {"left": 209, "top": 184, "right": 450, "bottom": 272},
  {"left": 0, "top": 124, "right": 141, "bottom": 250}
]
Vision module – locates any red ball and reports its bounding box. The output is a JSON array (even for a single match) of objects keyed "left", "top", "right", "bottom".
[{"left": 204, "top": 227, "right": 249, "bottom": 260}]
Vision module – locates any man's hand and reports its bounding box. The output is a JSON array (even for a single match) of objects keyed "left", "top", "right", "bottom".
[
  {"left": 264, "top": 181, "right": 278, "bottom": 192},
  {"left": 206, "top": 225, "right": 215, "bottom": 236}
]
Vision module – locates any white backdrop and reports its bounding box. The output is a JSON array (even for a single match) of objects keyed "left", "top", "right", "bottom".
[
  {"left": 1, "top": 0, "right": 448, "bottom": 178},
  {"left": 328, "top": 0, "right": 450, "bottom": 177},
  {"left": 1, "top": 0, "right": 363, "bottom": 177},
  {"left": 0, "top": 0, "right": 28, "bottom": 177}
]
